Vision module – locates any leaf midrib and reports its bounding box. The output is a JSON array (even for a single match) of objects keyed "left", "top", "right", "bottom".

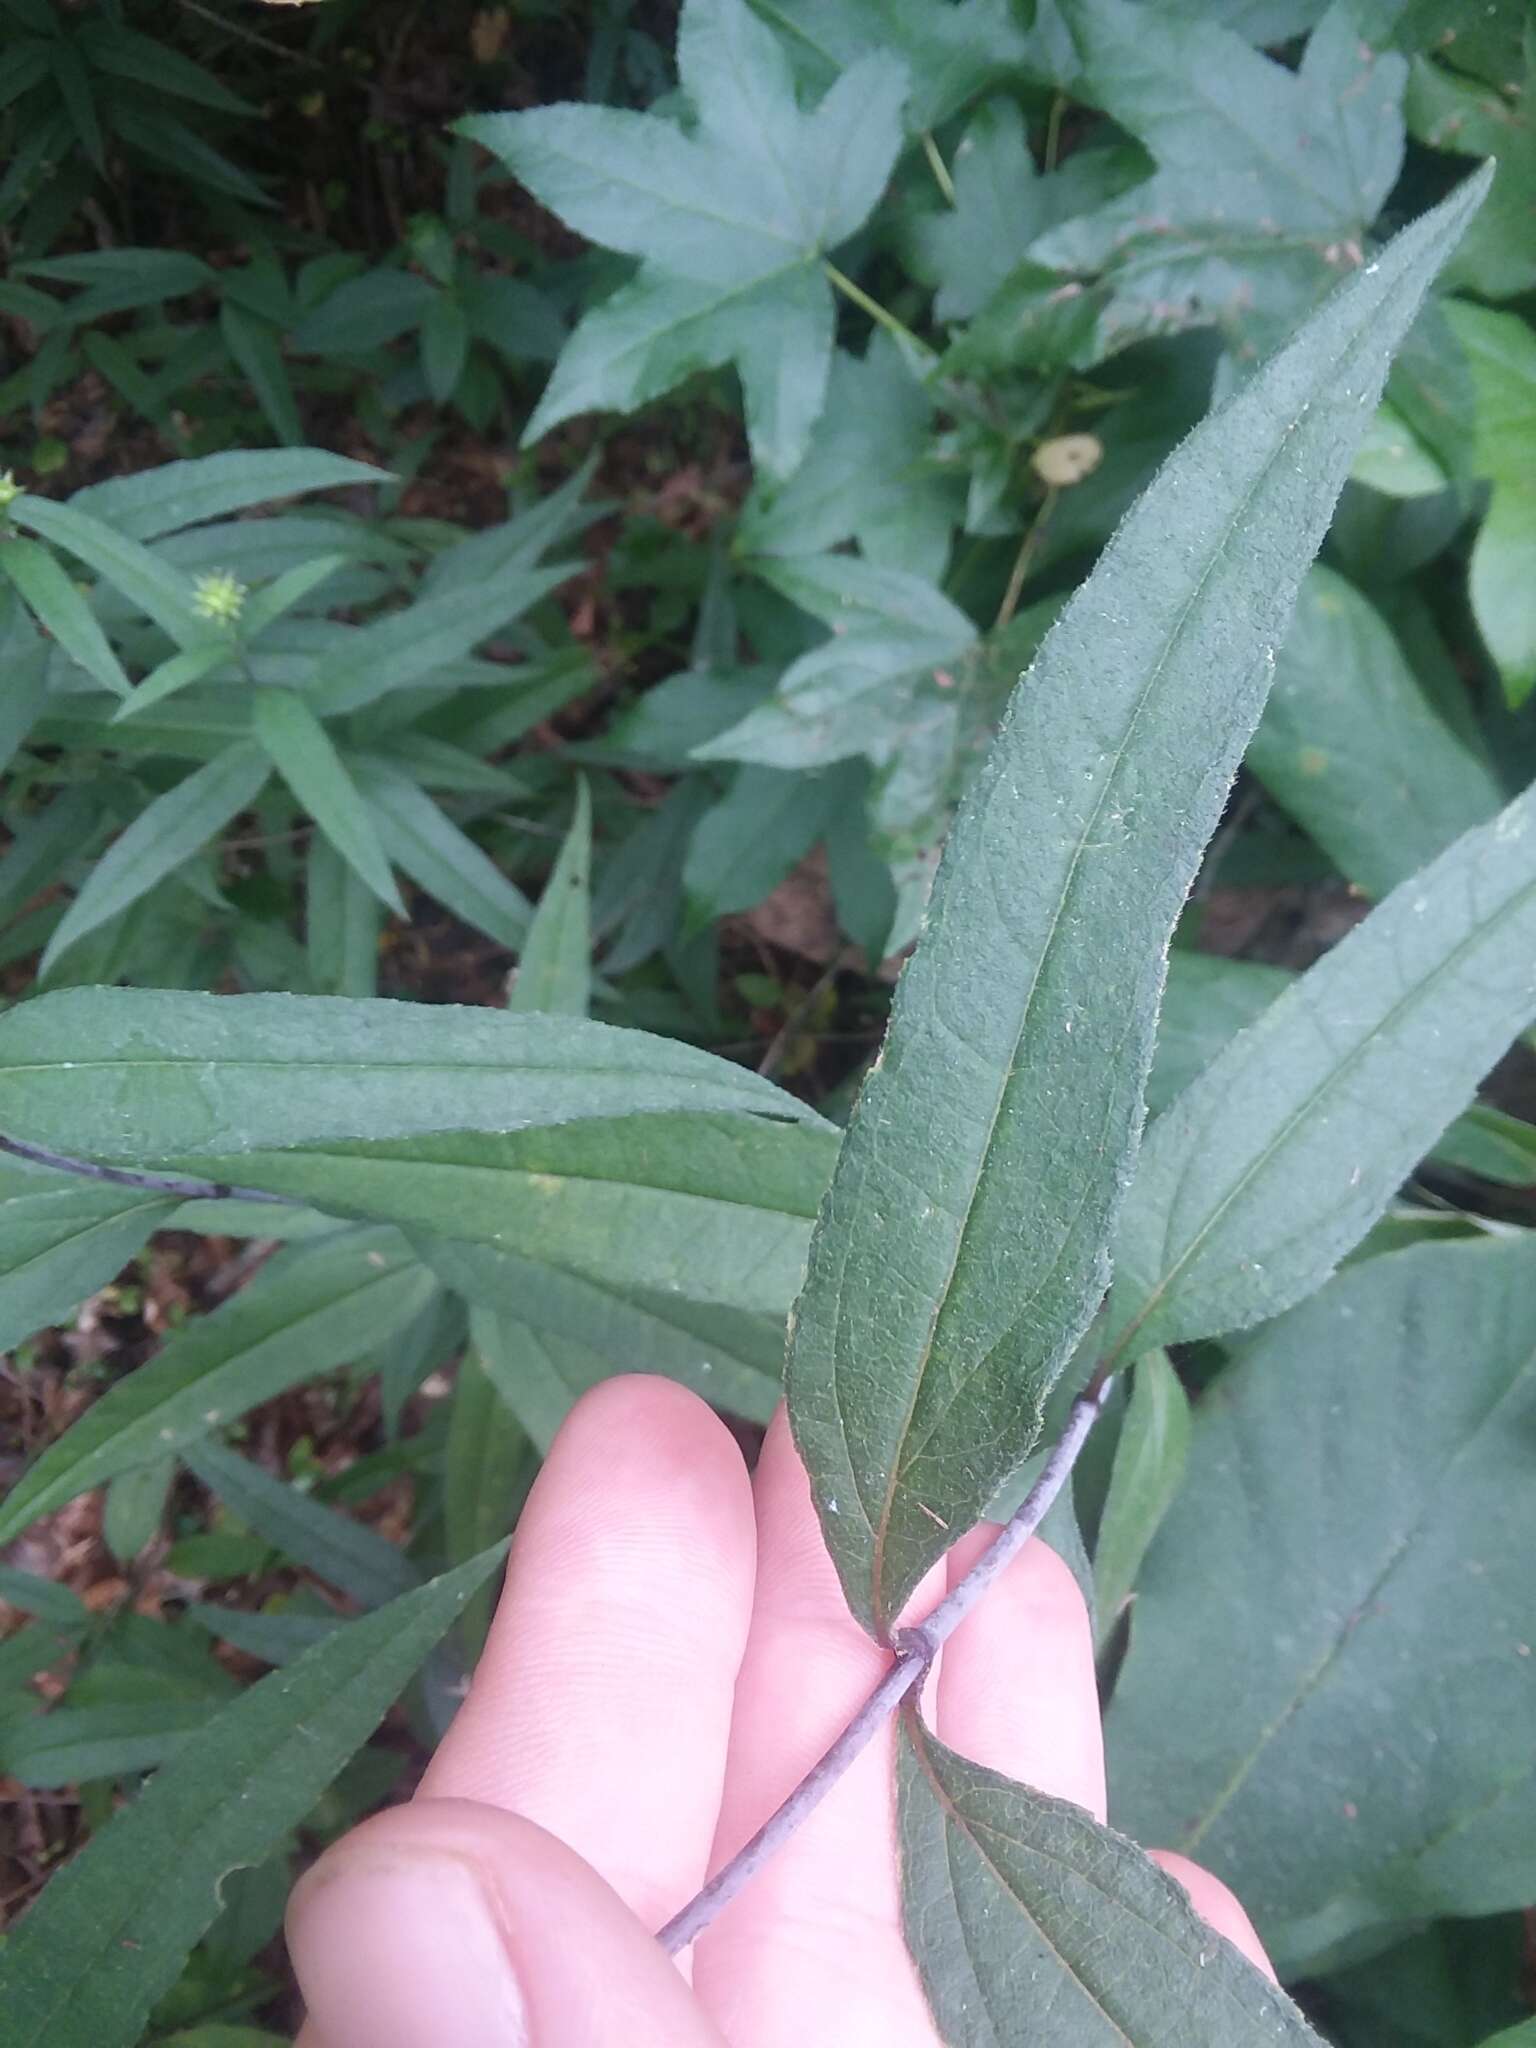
[
  {"left": 0, "top": 1256, "right": 418, "bottom": 1544},
  {"left": 912, "top": 1724, "right": 1311, "bottom": 2042},
  {"left": 6, "top": 1607, "right": 445, "bottom": 2048},
  {"left": 234, "top": 1148, "right": 824, "bottom": 1220},
  {"left": 1129, "top": 852, "right": 1536, "bottom": 1351},
  {"left": 1179, "top": 1334, "right": 1536, "bottom": 1854},
  {"left": 2, "top": 1194, "right": 172, "bottom": 1284},
  {"left": 857, "top": 265, "right": 1400, "bottom": 1620},
  {"left": 525, "top": 117, "right": 809, "bottom": 266}
]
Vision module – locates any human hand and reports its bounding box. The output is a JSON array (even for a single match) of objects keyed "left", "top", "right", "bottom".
[{"left": 286, "top": 1376, "right": 1271, "bottom": 2047}]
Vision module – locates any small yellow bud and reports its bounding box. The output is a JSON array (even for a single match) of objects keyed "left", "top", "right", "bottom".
[
  {"left": 1030, "top": 434, "right": 1104, "bottom": 488},
  {"left": 0, "top": 470, "right": 22, "bottom": 513},
  {"left": 193, "top": 569, "right": 247, "bottom": 625}
]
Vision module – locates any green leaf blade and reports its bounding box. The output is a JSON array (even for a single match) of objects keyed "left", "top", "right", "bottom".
[
  {"left": 436, "top": 1245, "right": 783, "bottom": 1435},
  {"left": 40, "top": 747, "right": 271, "bottom": 973},
  {"left": 1106, "top": 1238, "right": 1536, "bottom": 1973},
  {"left": 0, "top": 1231, "right": 435, "bottom": 1549},
  {"left": 184, "top": 1436, "right": 420, "bottom": 1609},
  {"left": 1249, "top": 564, "right": 1502, "bottom": 896},
  {"left": 0, "top": 1546, "right": 506, "bottom": 2048},
  {"left": 253, "top": 688, "right": 404, "bottom": 913},
  {"left": 0, "top": 537, "right": 131, "bottom": 696},
  {"left": 70, "top": 450, "right": 389, "bottom": 541},
  {"left": 0, "top": 1177, "right": 176, "bottom": 1355},
  {"left": 186, "top": 1110, "right": 837, "bottom": 1313},
  {"left": 1109, "top": 774, "right": 1536, "bottom": 1359},
  {"left": 444, "top": 1343, "right": 536, "bottom": 1656},
  {"left": 354, "top": 760, "right": 532, "bottom": 952},
  {"left": 0, "top": 987, "right": 826, "bottom": 1164},
  {"left": 787, "top": 167, "right": 1492, "bottom": 1635},
  {"left": 898, "top": 1714, "right": 1326, "bottom": 2046},
  {"left": 1089, "top": 1349, "right": 1189, "bottom": 1646},
  {"left": 509, "top": 777, "right": 592, "bottom": 1015},
  {"left": 13, "top": 493, "right": 202, "bottom": 643}
]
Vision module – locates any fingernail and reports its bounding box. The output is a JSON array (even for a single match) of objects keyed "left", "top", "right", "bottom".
[{"left": 288, "top": 1845, "right": 530, "bottom": 2048}]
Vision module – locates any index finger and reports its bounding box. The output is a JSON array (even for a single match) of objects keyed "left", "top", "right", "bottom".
[{"left": 420, "top": 1376, "right": 757, "bottom": 1931}]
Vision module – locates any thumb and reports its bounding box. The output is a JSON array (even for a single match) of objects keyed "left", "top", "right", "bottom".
[{"left": 286, "top": 1797, "right": 727, "bottom": 2048}]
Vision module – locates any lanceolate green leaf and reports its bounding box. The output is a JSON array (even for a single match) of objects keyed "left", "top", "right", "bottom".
[
  {"left": 898, "top": 1715, "right": 1326, "bottom": 2046},
  {"left": 114, "top": 641, "right": 231, "bottom": 722},
  {"left": 253, "top": 687, "right": 404, "bottom": 913},
  {"left": 0, "top": 590, "right": 48, "bottom": 778},
  {"left": 0, "top": 1231, "right": 434, "bottom": 1548},
  {"left": 1249, "top": 564, "right": 1501, "bottom": 896},
  {"left": 1108, "top": 774, "right": 1536, "bottom": 1361},
  {"left": 305, "top": 832, "right": 382, "bottom": 997},
  {"left": 0, "top": 987, "right": 825, "bottom": 1164},
  {"left": 786, "top": 169, "right": 1490, "bottom": 1634},
  {"left": 509, "top": 777, "right": 591, "bottom": 1014},
  {"left": 353, "top": 760, "right": 532, "bottom": 951},
  {"left": 307, "top": 567, "right": 575, "bottom": 715},
  {"left": 12, "top": 493, "right": 202, "bottom": 643},
  {"left": 1153, "top": 951, "right": 1535, "bottom": 1187},
  {"left": 1089, "top": 1349, "right": 1189, "bottom": 1646},
  {"left": 0, "top": 536, "right": 131, "bottom": 696},
  {"left": 429, "top": 1241, "right": 783, "bottom": 1433},
  {"left": 39, "top": 747, "right": 270, "bottom": 972},
  {"left": 0, "top": 1178, "right": 176, "bottom": 1354},
  {"left": 68, "top": 451, "right": 389, "bottom": 542},
  {"left": 1107, "top": 1238, "right": 1536, "bottom": 1975},
  {"left": 444, "top": 1343, "right": 537, "bottom": 1655},
  {"left": 185, "top": 1112, "right": 838, "bottom": 1313},
  {"left": 183, "top": 1437, "right": 420, "bottom": 1609},
  {"left": 0, "top": 1546, "right": 506, "bottom": 2048},
  {"left": 1443, "top": 299, "right": 1536, "bottom": 703}
]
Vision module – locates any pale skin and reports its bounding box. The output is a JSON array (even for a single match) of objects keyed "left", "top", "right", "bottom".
[{"left": 287, "top": 1375, "right": 1271, "bottom": 2047}]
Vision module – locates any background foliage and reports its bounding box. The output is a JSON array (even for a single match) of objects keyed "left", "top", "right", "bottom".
[{"left": 1, "top": 2, "right": 1534, "bottom": 2043}]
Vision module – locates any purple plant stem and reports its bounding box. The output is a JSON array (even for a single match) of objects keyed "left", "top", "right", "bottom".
[
  {"left": 657, "top": 1385, "right": 1107, "bottom": 1955},
  {"left": 0, "top": 1131, "right": 293, "bottom": 1206}
]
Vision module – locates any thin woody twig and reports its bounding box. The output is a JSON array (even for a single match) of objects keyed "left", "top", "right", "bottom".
[
  {"left": 657, "top": 1385, "right": 1107, "bottom": 1954},
  {"left": 0, "top": 1132, "right": 294, "bottom": 1207}
]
